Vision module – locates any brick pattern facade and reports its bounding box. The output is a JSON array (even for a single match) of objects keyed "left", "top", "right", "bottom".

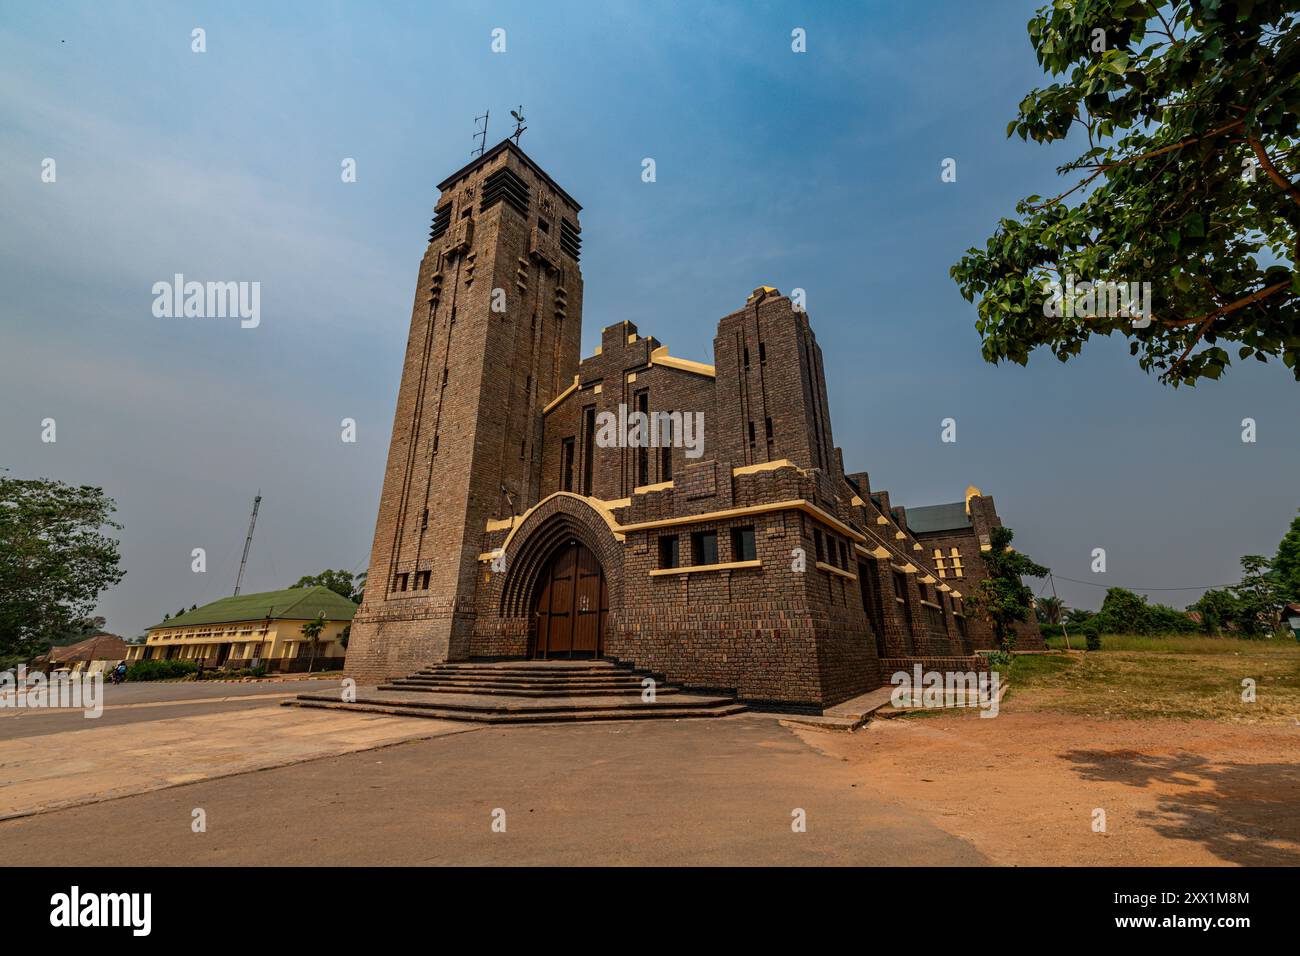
[{"left": 346, "top": 141, "right": 1040, "bottom": 709}]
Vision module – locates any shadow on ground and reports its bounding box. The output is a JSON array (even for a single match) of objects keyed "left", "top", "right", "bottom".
[{"left": 1063, "top": 748, "right": 1300, "bottom": 865}]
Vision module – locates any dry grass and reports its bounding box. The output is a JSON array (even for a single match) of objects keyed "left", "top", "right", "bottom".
[{"left": 1010, "top": 636, "right": 1300, "bottom": 723}]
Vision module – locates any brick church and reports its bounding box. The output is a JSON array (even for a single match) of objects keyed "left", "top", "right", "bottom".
[{"left": 343, "top": 139, "right": 1041, "bottom": 712}]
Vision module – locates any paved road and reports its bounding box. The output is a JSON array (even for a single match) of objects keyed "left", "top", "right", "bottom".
[
  {"left": 0, "top": 679, "right": 344, "bottom": 740},
  {"left": 0, "top": 715, "right": 987, "bottom": 865}
]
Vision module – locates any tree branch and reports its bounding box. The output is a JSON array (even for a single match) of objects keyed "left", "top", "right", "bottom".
[
  {"left": 1030, "top": 120, "right": 1245, "bottom": 211},
  {"left": 1249, "top": 136, "right": 1300, "bottom": 209}
]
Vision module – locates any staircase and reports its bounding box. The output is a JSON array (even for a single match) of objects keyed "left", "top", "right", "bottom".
[{"left": 285, "top": 659, "right": 746, "bottom": 724}]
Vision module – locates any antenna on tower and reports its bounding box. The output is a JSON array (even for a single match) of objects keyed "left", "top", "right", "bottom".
[
  {"left": 472, "top": 109, "right": 490, "bottom": 157},
  {"left": 234, "top": 491, "right": 262, "bottom": 596},
  {"left": 509, "top": 106, "right": 527, "bottom": 145}
]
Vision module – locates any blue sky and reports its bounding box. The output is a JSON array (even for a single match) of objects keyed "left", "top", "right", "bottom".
[{"left": 2, "top": 0, "right": 1297, "bottom": 637}]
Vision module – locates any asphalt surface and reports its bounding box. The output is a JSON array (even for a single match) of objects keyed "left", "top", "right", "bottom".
[
  {"left": 0, "top": 678, "right": 344, "bottom": 739},
  {"left": 0, "top": 715, "right": 987, "bottom": 865}
]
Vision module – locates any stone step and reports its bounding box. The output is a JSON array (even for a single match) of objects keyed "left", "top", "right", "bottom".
[
  {"left": 295, "top": 689, "right": 731, "bottom": 716},
  {"left": 389, "top": 676, "right": 652, "bottom": 690},
  {"left": 284, "top": 698, "right": 747, "bottom": 725},
  {"left": 292, "top": 659, "right": 742, "bottom": 725},
  {"left": 418, "top": 666, "right": 633, "bottom": 678},
  {"left": 378, "top": 682, "right": 680, "bottom": 698}
]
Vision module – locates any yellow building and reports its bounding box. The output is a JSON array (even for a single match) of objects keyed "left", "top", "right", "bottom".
[{"left": 128, "top": 586, "right": 357, "bottom": 673}]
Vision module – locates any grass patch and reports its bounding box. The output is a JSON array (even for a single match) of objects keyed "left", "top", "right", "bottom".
[
  {"left": 1008, "top": 637, "right": 1300, "bottom": 723},
  {"left": 1044, "top": 633, "right": 1297, "bottom": 654}
]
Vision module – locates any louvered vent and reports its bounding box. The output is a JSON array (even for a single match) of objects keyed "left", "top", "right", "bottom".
[
  {"left": 429, "top": 203, "right": 452, "bottom": 241},
  {"left": 560, "top": 217, "right": 582, "bottom": 261},
  {"left": 480, "top": 166, "right": 530, "bottom": 215}
]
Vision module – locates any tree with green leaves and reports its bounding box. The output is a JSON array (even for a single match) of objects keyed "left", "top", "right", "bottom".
[
  {"left": 1236, "top": 553, "right": 1283, "bottom": 634},
  {"left": 299, "top": 612, "right": 327, "bottom": 674},
  {"left": 291, "top": 569, "right": 360, "bottom": 603},
  {"left": 968, "top": 525, "right": 1051, "bottom": 651},
  {"left": 952, "top": 1, "right": 1300, "bottom": 386},
  {"left": 0, "top": 475, "right": 124, "bottom": 666},
  {"left": 1272, "top": 508, "right": 1300, "bottom": 601},
  {"left": 1188, "top": 586, "right": 1241, "bottom": 634},
  {"left": 1035, "top": 594, "right": 1065, "bottom": 624}
]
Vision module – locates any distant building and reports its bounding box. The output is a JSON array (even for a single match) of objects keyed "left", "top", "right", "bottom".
[
  {"left": 36, "top": 633, "right": 129, "bottom": 675},
  {"left": 128, "top": 586, "right": 356, "bottom": 672},
  {"left": 906, "top": 487, "right": 1044, "bottom": 650}
]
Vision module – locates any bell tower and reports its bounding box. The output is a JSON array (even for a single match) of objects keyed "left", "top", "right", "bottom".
[{"left": 346, "top": 140, "right": 584, "bottom": 682}]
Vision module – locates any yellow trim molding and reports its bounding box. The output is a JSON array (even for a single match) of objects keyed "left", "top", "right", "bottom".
[
  {"left": 816, "top": 561, "right": 857, "bottom": 580},
  {"left": 542, "top": 375, "right": 580, "bottom": 415},
  {"left": 633, "top": 480, "right": 673, "bottom": 494},
  {"left": 650, "top": 559, "right": 761, "bottom": 577},
  {"left": 732, "top": 458, "right": 799, "bottom": 476},
  {"left": 649, "top": 345, "right": 716, "bottom": 378}
]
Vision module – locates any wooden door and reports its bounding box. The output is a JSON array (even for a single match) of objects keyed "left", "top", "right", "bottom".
[{"left": 533, "top": 541, "right": 606, "bottom": 658}]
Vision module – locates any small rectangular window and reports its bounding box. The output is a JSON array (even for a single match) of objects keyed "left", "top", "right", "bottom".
[
  {"left": 765, "top": 417, "right": 773, "bottom": 440},
  {"left": 692, "top": 530, "right": 719, "bottom": 565},
  {"left": 421, "top": 508, "right": 429, "bottom": 531},
  {"left": 561, "top": 437, "right": 576, "bottom": 492},
  {"left": 743, "top": 347, "right": 750, "bottom": 369},
  {"left": 731, "top": 526, "right": 756, "bottom": 562},
  {"left": 748, "top": 421, "right": 756, "bottom": 445},
  {"left": 658, "top": 535, "right": 680, "bottom": 569},
  {"left": 759, "top": 342, "right": 766, "bottom": 364},
  {"left": 814, "top": 529, "right": 825, "bottom": 562},
  {"left": 839, "top": 540, "right": 848, "bottom": 568}
]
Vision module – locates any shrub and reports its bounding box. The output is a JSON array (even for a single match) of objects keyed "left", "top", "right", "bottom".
[
  {"left": 1094, "top": 587, "right": 1196, "bottom": 636},
  {"left": 985, "top": 649, "right": 1013, "bottom": 669},
  {"left": 126, "top": 659, "right": 198, "bottom": 681},
  {"left": 1082, "top": 620, "right": 1102, "bottom": 652}
]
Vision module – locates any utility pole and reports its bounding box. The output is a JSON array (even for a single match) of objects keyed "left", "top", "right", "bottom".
[
  {"left": 234, "top": 491, "right": 261, "bottom": 596},
  {"left": 1050, "top": 571, "right": 1071, "bottom": 651}
]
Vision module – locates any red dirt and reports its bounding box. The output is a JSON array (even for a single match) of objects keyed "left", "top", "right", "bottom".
[{"left": 794, "top": 710, "right": 1300, "bottom": 866}]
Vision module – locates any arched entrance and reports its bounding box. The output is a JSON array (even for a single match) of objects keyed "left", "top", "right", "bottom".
[{"left": 531, "top": 539, "right": 608, "bottom": 658}]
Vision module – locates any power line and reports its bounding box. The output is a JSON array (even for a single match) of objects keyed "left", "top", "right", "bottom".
[{"left": 1049, "top": 573, "right": 1237, "bottom": 592}]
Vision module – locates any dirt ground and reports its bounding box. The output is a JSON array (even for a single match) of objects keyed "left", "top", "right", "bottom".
[{"left": 797, "top": 708, "right": 1300, "bottom": 866}]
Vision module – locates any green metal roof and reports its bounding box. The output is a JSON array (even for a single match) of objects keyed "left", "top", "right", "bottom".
[
  {"left": 149, "top": 586, "right": 357, "bottom": 630},
  {"left": 904, "top": 502, "right": 971, "bottom": 534}
]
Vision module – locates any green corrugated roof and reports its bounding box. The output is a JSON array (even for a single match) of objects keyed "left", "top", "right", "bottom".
[
  {"left": 905, "top": 502, "right": 971, "bottom": 534},
  {"left": 149, "top": 586, "right": 357, "bottom": 630}
]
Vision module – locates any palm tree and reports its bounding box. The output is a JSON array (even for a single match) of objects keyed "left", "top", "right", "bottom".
[
  {"left": 1036, "top": 595, "right": 1064, "bottom": 626},
  {"left": 300, "top": 612, "right": 327, "bottom": 674}
]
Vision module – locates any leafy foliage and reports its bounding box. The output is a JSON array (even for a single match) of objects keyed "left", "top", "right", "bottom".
[
  {"left": 968, "top": 525, "right": 1051, "bottom": 650},
  {"left": 1035, "top": 594, "right": 1065, "bottom": 624},
  {"left": 1091, "top": 586, "right": 1198, "bottom": 634},
  {"left": 951, "top": 0, "right": 1300, "bottom": 385},
  {"left": 1272, "top": 508, "right": 1300, "bottom": 600},
  {"left": 1235, "top": 553, "right": 1284, "bottom": 632},
  {"left": 0, "top": 475, "right": 125, "bottom": 661},
  {"left": 300, "top": 612, "right": 327, "bottom": 673},
  {"left": 126, "top": 659, "right": 198, "bottom": 682},
  {"left": 291, "top": 569, "right": 362, "bottom": 603}
]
